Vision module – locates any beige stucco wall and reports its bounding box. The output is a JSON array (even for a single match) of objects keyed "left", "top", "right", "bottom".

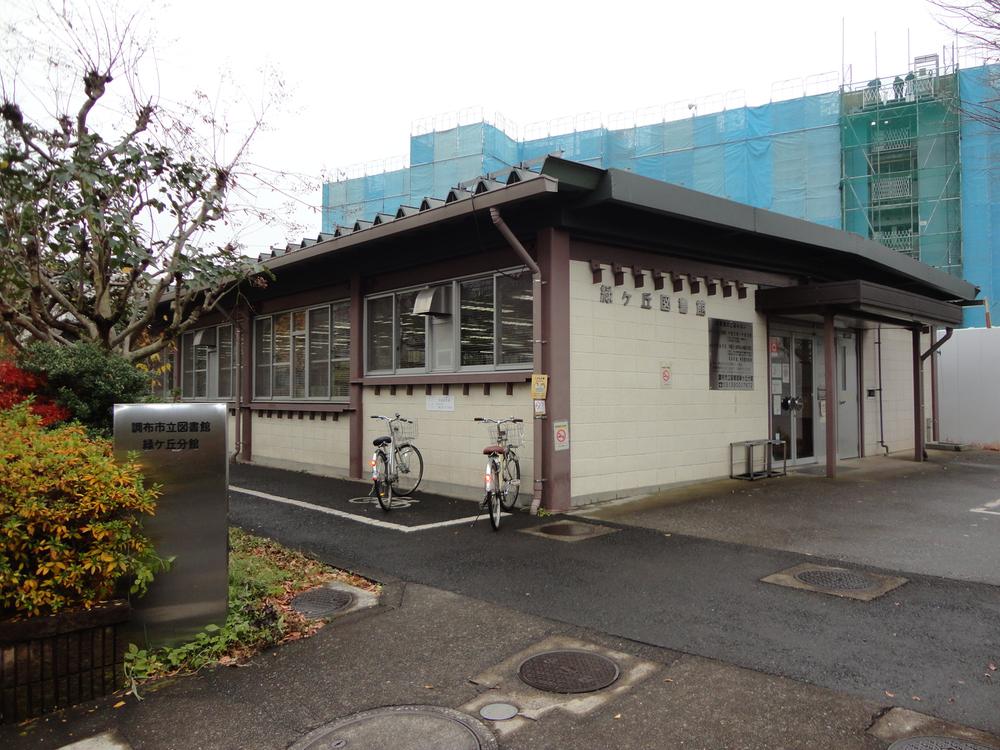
[
  {"left": 569, "top": 260, "right": 768, "bottom": 503},
  {"left": 364, "top": 385, "right": 534, "bottom": 501},
  {"left": 251, "top": 411, "right": 351, "bottom": 476},
  {"left": 860, "top": 326, "right": 931, "bottom": 457}
]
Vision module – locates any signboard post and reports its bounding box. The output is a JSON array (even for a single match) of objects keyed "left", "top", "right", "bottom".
[{"left": 114, "top": 402, "right": 229, "bottom": 648}]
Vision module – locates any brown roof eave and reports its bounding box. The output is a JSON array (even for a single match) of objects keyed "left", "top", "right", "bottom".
[{"left": 262, "top": 176, "right": 559, "bottom": 273}]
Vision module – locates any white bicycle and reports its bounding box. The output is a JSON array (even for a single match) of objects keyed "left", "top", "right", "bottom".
[
  {"left": 369, "top": 413, "right": 423, "bottom": 511},
  {"left": 474, "top": 416, "right": 524, "bottom": 531}
]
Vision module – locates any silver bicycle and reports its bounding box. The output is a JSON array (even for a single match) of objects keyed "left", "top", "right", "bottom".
[
  {"left": 474, "top": 416, "right": 524, "bottom": 531},
  {"left": 370, "top": 413, "right": 423, "bottom": 511}
]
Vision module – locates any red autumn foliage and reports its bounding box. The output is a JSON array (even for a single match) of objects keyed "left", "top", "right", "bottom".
[{"left": 0, "top": 361, "right": 70, "bottom": 426}]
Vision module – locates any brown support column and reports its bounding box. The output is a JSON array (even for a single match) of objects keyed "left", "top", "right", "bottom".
[
  {"left": 349, "top": 272, "right": 365, "bottom": 479},
  {"left": 537, "top": 227, "right": 571, "bottom": 511},
  {"left": 913, "top": 327, "right": 924, "bottom": 462},
  {"left": 857, "top": 328, "right": 865, "bottom": 458},
  {"left": 237, "top": 302, "right": 253, "bottom": 462},
  {"left": 930, "top": 326, "right": 940, "bottom": 442},
  {"left": 824, "top": 314, "right": 837, "bottom": 478}
]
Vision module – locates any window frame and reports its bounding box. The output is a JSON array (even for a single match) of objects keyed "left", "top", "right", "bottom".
[
  {"left": 180, "top": 324, "right": 234, "bottom": 401},
  {"left": 363, "top": 267, "right": 533, "bottom": 377},
  {"left": 253, "top": 300, "right": 350, "bottom": 403}
]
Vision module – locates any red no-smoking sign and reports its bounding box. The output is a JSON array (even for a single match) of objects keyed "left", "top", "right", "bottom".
[{"left": 553, "top": 420, "right": 570, "bottom": 452}]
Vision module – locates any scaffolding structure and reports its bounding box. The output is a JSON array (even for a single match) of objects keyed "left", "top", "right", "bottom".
[
  {"left": 840, "top": 61, "right": 963, "bottom": 274},
  {"left": 319, "top": 61, "right": 998, "bottom": 322}
]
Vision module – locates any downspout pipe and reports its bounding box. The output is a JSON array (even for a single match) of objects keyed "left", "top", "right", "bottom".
[
  {"left": 920, "top": 326, "right": 953, "bottom": 362},
  {"left": 489, "top": 207, "right": 545, "bottom": 515},
  {"left": 876, "top": 326, "right": 889, "bottom": 455}
]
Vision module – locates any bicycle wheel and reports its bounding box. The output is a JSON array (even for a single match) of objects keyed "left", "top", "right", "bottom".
[
  {"left": 393, "top": 443, "right": 423, "bottom": 496},
  {"left": 374, "top": 451, "right": 393, "bottom": 511},
  {"left": 500, "top": 455, "right": 520, "bottom": 511},
  {"left": 487, "top": 490, "right": 501, "bottom": 531}
]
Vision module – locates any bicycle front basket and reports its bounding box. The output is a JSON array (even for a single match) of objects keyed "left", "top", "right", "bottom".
[
  {"left": 392, "top": 418, "right": 418, "bottom": 442},
  {"left": 488, "top": 421, "right": 525, "bottom": 448}
]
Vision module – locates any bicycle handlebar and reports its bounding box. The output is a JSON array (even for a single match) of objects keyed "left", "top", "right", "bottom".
[
  {"left": 473, "top": 416, "right": 523, "bottom": 424},
  {"left": 371, "top": 414, "right": 413, "bottom": 423}
]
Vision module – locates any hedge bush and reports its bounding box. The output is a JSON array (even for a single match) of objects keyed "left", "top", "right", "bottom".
[
  {"left": 0, "top": 404, "right": 163, "bottom": 616},
  {"left": 0, "top": 361, "right": 70, "bottom": 426},
  {"left": 18, "top": 342, "right": 151, "bottom": 435}
]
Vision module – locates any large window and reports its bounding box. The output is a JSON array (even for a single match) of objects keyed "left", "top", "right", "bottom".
[
  {"left": 181, "top": 325, "right": 234, "bottom": 400},
  {"left": 254, "top": 301, "right": 349, "bottom": 400},
  {"left": 364, "top": 269, "right": 532, "bottom": 375}
]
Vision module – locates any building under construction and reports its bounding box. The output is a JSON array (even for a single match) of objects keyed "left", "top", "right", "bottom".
[{"left": 319, "top": 57, "right": 999, "bottom": 326}]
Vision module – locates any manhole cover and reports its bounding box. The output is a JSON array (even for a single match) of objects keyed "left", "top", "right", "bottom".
[
  {"left": 291, "top": 587, "right": 354, "bottom": 618},
  {"left": 794, "top": 568, "right": 879, "bottom": 591},
  {"left": 518, "top": 649, "right": 620, "bottom": 693},
  {"left": 479, "top": 703, "right": 518, "bottom": 721},
  {"left": 888, "top": 738, "right": 995, "bottom": 750},
  {"left": 537, "top": 523, "right": 596, "bottom": 537},
  {"left": 289, "top": 705, "right": 497, "bottom": 750}
]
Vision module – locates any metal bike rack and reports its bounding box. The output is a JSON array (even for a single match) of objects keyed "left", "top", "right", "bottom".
[{"left": 729, "top": 439, "right": 787, "bottom": 481}]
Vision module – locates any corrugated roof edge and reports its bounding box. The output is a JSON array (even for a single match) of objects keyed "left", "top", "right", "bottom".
[{"left": 261, "top": 172, "right": 556, "bottom": 272}]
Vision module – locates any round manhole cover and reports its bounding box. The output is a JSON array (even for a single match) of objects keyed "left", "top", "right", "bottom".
[
  {"left": 289, "top": 705, "right": 497, "bottom": 750},
  {"left": 518, "top": 649, "right": 620, "bottom": 694},
  {"left": 538, "top": 523, "right": 594, "bottom": 537},
  {"left": 888, "top": 738, "right": 996, "bottom": 750},
  {"left": 794, "top": 568, "right": 879, "bottom": 591},
  {"left": 291, "top": 587, "right": 354, "bottom": 619}
]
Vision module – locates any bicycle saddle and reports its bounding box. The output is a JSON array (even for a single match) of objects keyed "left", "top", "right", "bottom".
[
  {"left": 373, "top": 436, "right": 391, "bottom": 447},
  {"left": 482, "top": 444, "right": 508, "bottom": 455}
]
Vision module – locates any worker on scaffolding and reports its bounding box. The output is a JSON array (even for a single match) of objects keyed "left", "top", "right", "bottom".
[{"left": 893, "top": 76, "right": 904, "bottom": 100}]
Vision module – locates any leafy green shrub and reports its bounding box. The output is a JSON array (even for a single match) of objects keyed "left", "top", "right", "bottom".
[
  {"left": 18, "top": 342, "right": 152, "bottom": 434},
  {"left": 0, "top": 404, "right": 164, "bottom": 616},
  {"left": 123, "top": 529, "right": 345, "bottom": 690}
]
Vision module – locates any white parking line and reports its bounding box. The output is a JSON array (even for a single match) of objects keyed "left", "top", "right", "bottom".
[
  {"left": 230, "top": 486, "right": 505, "bottom": 532},
  {"left": 970, "top": 498, "right": 1000, "bottom": 516}
]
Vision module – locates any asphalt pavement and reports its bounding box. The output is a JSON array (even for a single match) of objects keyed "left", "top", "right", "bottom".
[
  {"left": 224, "top": 461, "right": 1000, "bottom": 736},
  {"left": 4, "top": 452, "right": 998, "bottom": 749}
]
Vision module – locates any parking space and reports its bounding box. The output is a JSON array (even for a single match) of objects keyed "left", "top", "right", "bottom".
[{"left": 229, "top": 461, "right": 500, "bottom": 531}]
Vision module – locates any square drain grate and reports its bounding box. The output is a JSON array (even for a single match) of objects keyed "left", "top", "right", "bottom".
[{"left": 762, "top": 563, "right": 907, "bottom": 601}]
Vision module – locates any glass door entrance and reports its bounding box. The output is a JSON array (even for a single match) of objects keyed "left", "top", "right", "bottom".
[
  {"left": 770, "top": 326, "right": 861, "bottom": 464},
  {"left": 771, "top": 333, "right": 815, "bottom": 462}
]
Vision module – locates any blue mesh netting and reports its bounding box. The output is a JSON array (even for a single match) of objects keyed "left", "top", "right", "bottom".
[
  {"left": 521, "top": 127, "right": 606, "bottom": 166},
  {"left": 323, "top": 92, "right": 841, "bottom": 232},
  {"left": 609, "top": 92, "right": 841, "bottom": 226},
  {"left": 959, "top": 66, "right": 1000, "bottom": 326}
]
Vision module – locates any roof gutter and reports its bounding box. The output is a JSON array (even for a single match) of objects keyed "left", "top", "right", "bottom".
[{"left": 490, "top": 207, "right": 545, "bottom": 515}]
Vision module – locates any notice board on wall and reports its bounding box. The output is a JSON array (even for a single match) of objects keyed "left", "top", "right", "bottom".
[{"left": 709, "top": 318, "right": 754, "bottom": 390}]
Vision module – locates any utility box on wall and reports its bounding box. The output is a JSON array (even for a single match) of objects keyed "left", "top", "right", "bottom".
[{"left": 113, "top": 403, "right": 229, "bottom": 648}]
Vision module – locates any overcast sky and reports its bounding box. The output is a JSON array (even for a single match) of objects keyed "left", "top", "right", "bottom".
[{"left": 2, "top": 0, "right": 970, "bottom": 252}]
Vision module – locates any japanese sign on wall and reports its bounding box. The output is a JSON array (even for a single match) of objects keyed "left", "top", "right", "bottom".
[
  {"left": 599, "top": 285, "right": 705, "bottom": 316},
  {"left": 708, "top": 318, "right": 755, "bottom": 390}
]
